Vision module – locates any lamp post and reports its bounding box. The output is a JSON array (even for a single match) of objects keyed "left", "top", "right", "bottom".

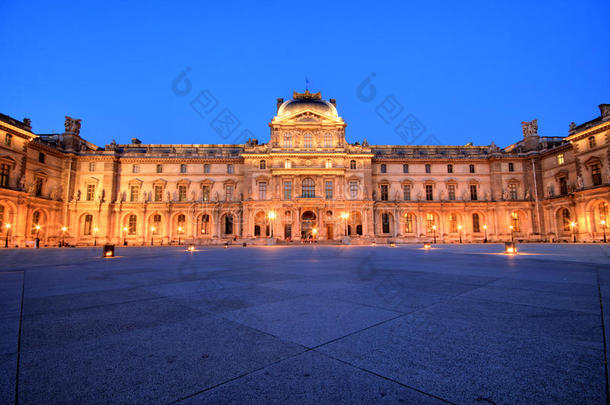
[
  {"left": 61, "top": 226, "right": 68, "bottom": 247},
  {"left": 93, "top": 227, "right": 98, "bottom": 246},
  {"left": 341, "top": 212, "right": 349, "bottom": 236},
  {"left": 268, "top": 211, "right": 276, "bottom": 238},
  {"left": 483, "top": 224, "right": 488, "bottom": 243},
  {"left": 123, "top": 226, "right": 128, "bottom": 246},
  {"left": 432, "top": 225, "right": 437, "bottom": 244},
  {"left": 570, "top": 221, "right": 577, "bottom": 243},
  {"left": 150, "top": 226, "right": 155, "bottom": 246},
  {"left": 35, "top": 224, "right": 41, "bottom": 248},
  {"left": 509, "top": 225, "right": 514, "bottom": 243},
  {"left": 178, "top": 226, "right": 183, "bottom": 245},
  {"left": 457, "top": 225, "right": 463, "bottom": 244},
  {"left": 601, "top": 220, "right": 607, "bottom": 243},
  {"left": 4, "top": 223, "right": 11, "bottom": 248}
]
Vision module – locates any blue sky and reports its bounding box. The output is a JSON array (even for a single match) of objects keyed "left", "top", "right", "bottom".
[{"left": 1, "top": 0, "right": 608, "bottom": 148}]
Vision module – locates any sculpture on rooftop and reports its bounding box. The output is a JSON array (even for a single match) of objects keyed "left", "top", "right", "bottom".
[
  {"left": 521, "top": 119, "right": 538, "bottom": 137},
  {"left": 64, "top": 116, "right": 82, "bottom": 135}
]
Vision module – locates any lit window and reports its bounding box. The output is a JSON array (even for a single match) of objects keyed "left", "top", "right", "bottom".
[
  {"left": 201, "top": 185, "right": 210, "bottom": 201},
  {"left": 509, "top": 183, "right": 517, "bottom": 200},
  {"left": 200, "top": 214, "right": 209, "bottom": 234},
  {"left": 153, "top": 215, "right": 161, "bottom": 234},
  {"left": 128, "top": 215, "right": 137, "bottom": 235},
  {"left": 557, "top": 154, "right": 564, "bottom": 165},
  {"left": 31, "top": 211, "right": 41, "bottom": 235},
  {"left": 511, "top": 212, "right": 520, "bottom": 232},
  {"left": 259, "top": 182, "right": 267, "bottom": 200},
  {"left": 561, "top": 209, "right": 571, "bottom": 232},
  {"left": 405, "top": 213, "right": 414, "bottom": 233},
  {"left": 449, "top": 214, "right": 458, "bottom": 233},
  {"left": 225, "top": 185, "right": 233, "bottom": 200},
  {"left": 285, "top": 160, "right": 292, "bottom": 169},
  {"left": 325, "top": 160, "right": 332, "bottom": 169},
  {"left": 426, "top": 213, "right": 435, "bottom": 233}
]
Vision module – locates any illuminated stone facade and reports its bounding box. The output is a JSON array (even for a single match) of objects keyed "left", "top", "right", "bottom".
[{"left": 0, "top": 92, "right": 609, "bottom": 246}]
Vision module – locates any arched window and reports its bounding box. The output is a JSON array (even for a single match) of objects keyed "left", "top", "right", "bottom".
[
  {"left": 259, "top": 160, "right": 266, "bottom": 170},
  {"left": 350, "top": 160, "right": 356, "bottom": 169},
  {"left": 511, "top": 212, "right": 520, "bottom": 232},
  {"left": 324, "top": 133, "right": 333, "bottom": 148},
  {"left": 0, "top": 205, "right": 4, "bottom": 230},
  {"left": 128, "top": 215, "right": 137, "bottom": 235},
  {"left": 426, "top": 213, "right": 436, "bottom": 233},
  {"left": 472, "top": 213, "right": 480, "bottom": 233},
  {"left": 283, "top": 133, "right": 292, "bottom": 148},
  {"left": 561, "top": 209, "right": 571, "bottom": 232},
  {"left": 31, "top": 211, "right": 41, "bottom": 235},
  {"left": 405, "top": 213, "right": 414, "bottom": 233},
  {"left": 200, "top": 214, "right": 209, "bottom": 234},
  {"left": 177, "top": 214, "right": 186, "bottom": 231},
  {"left": 83, "top": 214, "right": 93, "bottom": 235},
  {"left": 302, "top": 178, "right": 315, "bottom": 198},
  {"left": 153, "top": 214, "right": 161, "bottom": 234},
  {"left": 224, "top": 214, "right": 233, "bottom": 234},
  {"left": 449, "top": 214, "right": 458, "bottom": 233},
  {"left": 303, "top": 133, "right": 313, "bottom": 148},
  {"left": 600, "top": 202, "right": 608, "bottom": 222}
]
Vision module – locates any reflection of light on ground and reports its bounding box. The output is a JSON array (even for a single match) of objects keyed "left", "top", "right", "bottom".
[{"left": 479, "top": 252, "right": 544, "bottom": 256}]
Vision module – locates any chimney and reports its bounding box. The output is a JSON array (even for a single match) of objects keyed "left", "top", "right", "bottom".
[
  {"left": 276, "top": 98, "right": 284, "bottom": 112},
  {"left": 329, "top": 99, "right": 336, "bottom": 107},
  {"left": 599, "top": 104, "right": 610, "bottom": 120}
]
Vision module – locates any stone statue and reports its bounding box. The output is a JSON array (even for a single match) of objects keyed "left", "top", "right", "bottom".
[
  {"left": 525, "top": 189, "right": 531, "bottom": 200},
  {"left": 239, "top": 192, "right": 243, "bottom": 201},
  {"left": 394, "top": 191, "right": 400, "bottom": 201},
  {"left": 372, "top": 190, "right": 376, "bottom": 200},
  {"left": 108, "top": 140, "right": 118, "bottom": 151},
  {"left": 214, "top": 191, "right": 219, "bottom": 201},
  {"left": 100, "top": 189, "right": 105, "bottom": 202},
  {"left": 569, "top": 122, "right": 577, "bottom": 131},
  {"left": 502, "top": 189, "right": 509, "bottom": 201},
  {"left": 362, "top": 138, "right": 369, "bottom": 147},
  {"left": 577, "top": 175, "right": 584, "bottom": 189},
  {"left": 484, "top": 191, "right": 490, "bottom": 201},
  {"left": 547, "top": 185, "right": 554, "bottom": 197},
  {"left": 18, "top": 176, "right": 26, "bottom": 191},
  {"left": 64, "top": 116, "right": 82, "bottom": 135},
  {"left": 166, "top": 191, "right": 171, "bottom": 201},
  {"left": 121, "top": 191, "right": 126, "bottom": 202},
  {"left": 191, "top": 191, "right": 196, "bottom": 201},
  {"left": 521, "top": 119, "right": 538, "bottom": 137},
  {"left": 172, "top": 191, "right": 178, "bottom": 201},
  {"left": 76, "top": 189, "right": 81, "bottom": 201}
]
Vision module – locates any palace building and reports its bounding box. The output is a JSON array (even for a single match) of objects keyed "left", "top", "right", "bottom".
[{"left": 0, "top": 91, "right": 609, "bottom": 246}]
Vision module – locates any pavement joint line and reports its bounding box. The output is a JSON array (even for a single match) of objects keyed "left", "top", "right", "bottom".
[
  {"left": 313, "top": 350, "right": 458, "bottom": 405},
  {"left": 596, "top": 267, "right": 610, "bottom": 405},
  {"left": 13, "top": 271, "right": 25, "bottom": 405}
]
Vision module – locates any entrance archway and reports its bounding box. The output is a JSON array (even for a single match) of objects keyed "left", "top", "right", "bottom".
[{"left": 301, "top": 210, "right": 317, "bottom": 239}]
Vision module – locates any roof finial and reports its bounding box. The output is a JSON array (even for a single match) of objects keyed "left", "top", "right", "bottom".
[{"left": 305, "top": 76, "right": 310, "bottom": 91}]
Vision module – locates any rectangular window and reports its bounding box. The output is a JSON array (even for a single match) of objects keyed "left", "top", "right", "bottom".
[
  {"left": 204, "top": 164, "right": 210, "bottom": 173},
  {"left": 557, "top": 154, "right": 564, "bottom": 165},
  {"left": 470, "top": 184, "right": 478, "bottom": 201},
  {"left": 227, "top": 164, "right": 234, "bottom": 174},
  {"left": 325, "top": 181, "right": 333, "bottom": 200},
  {"left": 425, "top": 164, "right": 431, "bottom": 174},
  {"left": 154, "top": 185, "right": 163, "bottom": 201},
  {"left": 592, "top": 164, "right": 602, "bottom": 186},
  {"left": 178, "top": 185, "right": 187, "bottom": 202},
  {"left": 448, "top": 184, "right": 455, "bottom": 200},
  {"left": 201, "top": 185, "right": 210, "bottom": 201},
  {"left": 4, "top": 134, "right": 12, "bottom": 146},
  {"left": 380, "top": 184, "right": 388, "bottom": 201},
  {"left": 508, "top": 162, "right": 514, "bottom": 172},
  {"left": 559, "top": 177, "right": 568, "bottom": 195},
  {"left": 156, "top": 164, "right": 163, "bottom": 173},
  {"left": 0, "top": 164, "right": 10, "bottom": 188},
  {"left": 180, "top": 164, "right": 187, "bottom": 173},
  {"left": 350, "top": 181, "right": 358, "bottom": 199},
  {"left": 34, "top": 178, "right": 43, "bottom": 197},
  {"left": 589, "top": 136, "right": 596, "bottom": 149},
  {"left": 303, "top": 134, "right": 312, "bottom": 148},
  {"left": 447, "top": 164, "right": 453, "bottom": 173},
  {"left": 38, "top": 152, "right": 45, "bottom": 163},
  {"left": 382, "top": 213, "right": 390, "bottom": 234},
  {"left": 130, "top": 185, "right": 139, "bottom": 202},
  {"left": 225, "top": 185, "right": 234, "bottom": 200},
  {"left": 128, "top": 215, "right": 137, "bottom": 235},
  {"left": 469, "top": 164, "right": 475, "bottom": 173},
  {"left": 283, "top": 181, "right": 292, "bottom": 200},
  {"left": 380, "top": 164, "right": 387, "bottom": 173},
  {"left": 86, "top": 184, "right": 96, "bottom": 201},
  {"left": 258, "top": 182, "right": 267, "bottom": 200},
  {"left": 509, "top": 183, "right": 517, "bottom": 200},
  {"left": 89, "top": 162, "right": 95, "bottom": 172},
  {"left": 325, "top": 160, "right": 332, "bottom": 169},
  {"left": 425, "top": 185, "right": 433, "bottom": 201},
  {"left": 403, "top": 184, "right": 411, "bottom": 201},
  {"left": 284, "top": 160, "right": 292, "bottom": 168},
  {"left": 324, "top": 134, "right": 333, "bottom": 148},
  {"left": 132, "top": 164, "right": 139, "bottom": 173},
  {"left": 403, "top": 164, "right": 409, "bottom": 173}
]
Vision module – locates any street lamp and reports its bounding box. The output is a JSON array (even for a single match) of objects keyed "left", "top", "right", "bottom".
[
  {"left": 432, "top": 225, "right": 437, "bottom": 244},
  {"left": 509, "top": 225, "right": 514, "bottom": 243},
  {"left": 150, "top": 226, "right": 155, "bottom": 246},
  {"left": 61, "top": 226, "right": 68, "bottom": 247},
  {"left": 178, "top": 226, "right": 183, "bottom": 245},
  {"left": 570, "top": 221, "right": 577, "bottom": 243},
  {"left": 93, "top": 227, "right": 98, "bottom": 246},
  {"left": 483, "top": 224, "right": 488, "bottom": 243},
  {"left": 457, "top": 224, "right": 463, "bottom": 244},
  {"left": 601, "top": 220, "right": 607, "bottom": 243},
  {"left": 122, "top": 226, "right": 128, "bottom": 246},
  {"left": 34, "top": 224, "right": 41, "bottom": 248},
  {"left": 4, "top": 223, "right": 12, "bottom": 248},
  {"left": 268, "top": 211, "right": 276, "bottom": 238},
  {"left": 341, "top": 212, "right": 349, "bottom": 236}
]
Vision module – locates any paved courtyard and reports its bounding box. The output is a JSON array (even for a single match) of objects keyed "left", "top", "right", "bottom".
[{"left": 0, "top": 244, "right": 609, "bottom": 404}]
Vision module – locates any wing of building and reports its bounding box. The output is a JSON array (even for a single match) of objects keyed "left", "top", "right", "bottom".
[{"left": 0, "top": 92, "right": 609, "bottom": 246}]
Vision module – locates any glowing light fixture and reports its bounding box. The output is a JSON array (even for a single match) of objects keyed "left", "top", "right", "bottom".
[
  {"left": 103, "top": 244, "right": 115, "bottom": 258},
  {"left": 423, "top": 242, "right": 432, "bottom": 250},
  {"left": 504, "top": 242, "right": 517, "bottom": 255}
]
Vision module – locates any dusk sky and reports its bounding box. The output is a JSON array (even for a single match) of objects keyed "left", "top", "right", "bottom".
[{"left": 1, "top": 0, "right": 608, "bottom": 148}]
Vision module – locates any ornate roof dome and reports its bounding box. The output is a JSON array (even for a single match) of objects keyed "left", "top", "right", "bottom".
[{"left": 276, "top": 90, "right": 338, "bottom": 118}]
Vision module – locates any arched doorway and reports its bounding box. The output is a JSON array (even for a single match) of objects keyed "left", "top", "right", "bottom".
[{"left": 301, "top": 210, "right": 317, "bottom": 239}]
